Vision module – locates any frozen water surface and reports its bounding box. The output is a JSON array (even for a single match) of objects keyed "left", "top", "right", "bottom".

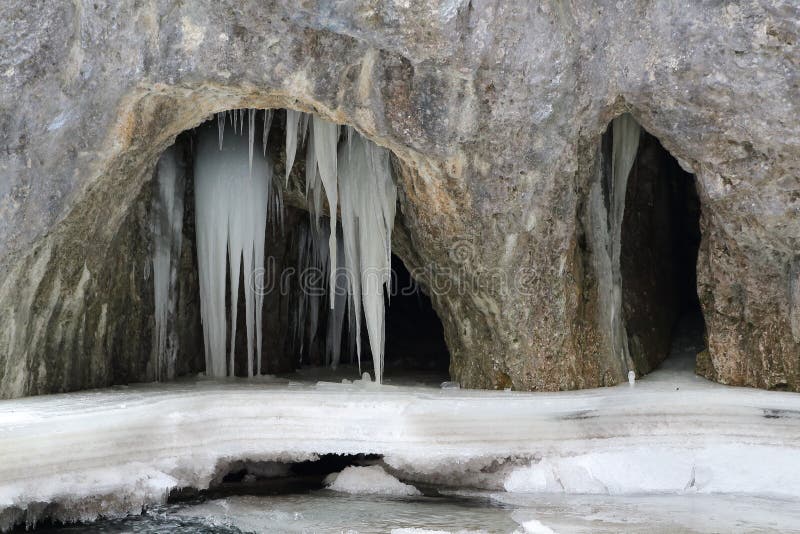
[
  {"left": 1, "top": 350, "right": 799, "bottom": 531},
  {"left": 23, "top": 492, "right": 800, "bottom": 533}
]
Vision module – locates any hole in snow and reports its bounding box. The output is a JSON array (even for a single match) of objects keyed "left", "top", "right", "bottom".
[{"left": 169, "top": 454, "right": 383, "bottom": 502}]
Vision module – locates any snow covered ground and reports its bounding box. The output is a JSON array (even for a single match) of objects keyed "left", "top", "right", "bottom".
[{"left": 1, "top": 357, "right": 799, "bottom": 530}]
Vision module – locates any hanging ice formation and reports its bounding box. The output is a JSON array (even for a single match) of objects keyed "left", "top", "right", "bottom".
[
  {"left": 609, "top": 113, "right": 641, "bottom": 373},
  {"left": 284, "top": 114, "right": 397, "bottom": 382},
  {"left": 191, "top": 107, "right": 397, "bottom": 382},
  {"left": 292, "top": 218, "right": 352, "bottom": 369},
  {"left": 194, "top": 110, "right": 276, "bottom": 377},
  {"left": 152, "top": 145, "right": 186, "bottom": 381}
]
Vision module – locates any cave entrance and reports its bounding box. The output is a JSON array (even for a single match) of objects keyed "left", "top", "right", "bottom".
[
  {"left": 614, "top": 122, "right": 706, "bottom": 374},
  {"left": 153, "top": 108, "right": 450, "bottom": 385},
  {"left": 383, "top": 254, "right": 450, "bottom": 383}
]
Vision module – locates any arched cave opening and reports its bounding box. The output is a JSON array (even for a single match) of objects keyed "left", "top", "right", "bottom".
[
  {"left": 383, "top": 254, "right": 450, "bottom": 382},
  {"left": 151, "top": 108, "right": 451, "bottom": 385},
  {"left": 607, "top": 118, "right": 707, "bottom": 375}
]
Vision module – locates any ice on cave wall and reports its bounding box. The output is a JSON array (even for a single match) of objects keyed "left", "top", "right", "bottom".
[
  {"left": 609, "top": 113, "right": 641, "bottom": 374},
  {"left": 151, "top": 145, "right": 186, "bottom": 381}
]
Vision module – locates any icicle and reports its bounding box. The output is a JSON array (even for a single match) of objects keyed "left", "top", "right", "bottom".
[
  {"left": 346, "top": 126, "right": 354, "bottom": 160},
  {"left": 285, "top": 109, "right": 303, "bottom": 186},
  {"left": 326, "top": 229, "right": 349, "bottom": 368},
  {"left": 337, "top": 131, "right": 397, "bottom": 383},
  {"left": 195, "top": 115, "right": 272, "bottom": 378},
  {"left": 312, "top": 116, "right": 340, "bottom": 307},
  {"left": 610, "top": 113, "right": 641, "bottom": 373},
  {"left": 152, "top": 145, "right": 186, "bottom": 382},
  {"left": 217, "top": 112, "right": 225, "bottom": 151},
  {"left": 248, "top": 109, "right": 255, "bottom": 175},
  {"left": 262, "top": 109, "right": 273, "bottom": 156},
  {"left": 300, "top": 113, "right": 310, "bottom": 145}
]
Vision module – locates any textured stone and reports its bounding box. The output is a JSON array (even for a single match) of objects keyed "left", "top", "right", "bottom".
[{"left": 0, "top": 0, "right": 798, "bottom": 397}]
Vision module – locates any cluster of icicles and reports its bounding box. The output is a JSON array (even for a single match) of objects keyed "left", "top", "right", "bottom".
[{"left": 152, "top": 108, "right": 396, "bottom": 383}]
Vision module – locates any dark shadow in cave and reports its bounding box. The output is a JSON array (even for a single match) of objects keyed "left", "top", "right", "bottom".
[
  {"left": 382, "top": 254, "right": 450, "bottom": 382},
  {"left": 617, "top": 127, "right": 707, "bottom": 374}
]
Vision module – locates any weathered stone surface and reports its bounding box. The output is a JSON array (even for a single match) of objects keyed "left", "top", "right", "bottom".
[{"left": 0, "top": 0, "right": 798, "bottom": 397}]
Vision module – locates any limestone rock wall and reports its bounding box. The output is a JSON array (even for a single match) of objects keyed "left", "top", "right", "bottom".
[{"left": 0, "top": 0, "right": 798, "bottom": 396}]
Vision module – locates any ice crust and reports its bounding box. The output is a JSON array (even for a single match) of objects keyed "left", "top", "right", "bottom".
[
  {"left": 1, "top": 366, "right": 799, "bottom": 530},
  {"left": 151, "top": 146, "right": 186, "bottom": 381}
]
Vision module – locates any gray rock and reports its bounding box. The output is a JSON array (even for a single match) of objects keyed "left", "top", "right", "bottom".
[{"left": 0, "top": 0, "right": 797, "bottom": 397}]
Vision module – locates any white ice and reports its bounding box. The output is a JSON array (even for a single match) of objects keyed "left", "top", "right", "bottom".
[
  {"left": 285, "top": 109, "right": 303, "bottom": 186},
  {"left": 194, "top": 114, "right": 272, "bottom": 377},
  {"left": 325, "top": 465, "right": 421, "bottom": 496},
  {"left": 166, "top": 491, "right": 800, "bottom": 534},
  {"left": 151, "top": 145, "right": 185, "bottom": 381},
  {"left": 338, "top": 128, "right": 396, "bottom": 381},
  {"left": 609, "top": 113, "right": 640, "bottom": 373},
  {"left": 1, "top": 362, "right": 800, "bottom": 530}
]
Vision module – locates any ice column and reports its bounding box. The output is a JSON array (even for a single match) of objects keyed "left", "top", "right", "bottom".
[
  {"left": 195, "top": 113, "right": 273, "bottom": 377},
  {"left": 337, "top": 129, "right": 397, "bottom": 382},
  {"left": 609, "top": 113, "right": 640, "bottom": 372},
  {"left": 285, "top": 109, "right": 304, "bottom": 186},
  {"left": 152, "top": 145, "right": 186, "bottom": 381},
  {"left": 312, "top": 116, "right": 340, "bottom": 305}
]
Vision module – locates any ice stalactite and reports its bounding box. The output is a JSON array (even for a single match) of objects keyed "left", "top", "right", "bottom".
[
  {"left": 196, "top": 111, "right": 275, "bottom": 377},
  {"left": 262, "top": 109, "right": 273, "bottom": 157},
  {"left": 327, "top": 231, "right": 349, "bottom": 368},
  {"left": 248, "top": 108, "right": 256, "bottom": 174},
  {"left": 292, "top": 218, "right": 351, "bottom": 369},
  {"left": 285, "top": 109, "right": 304, "bottom": 186},
  {"left": 338, "top": 128, "right": 397, "bottom": 382},
  {"left": 152, "top": 145, "right": 186, "bottom": 381},
  {"left": 196, "top": 108, "right": 396, "bottom": 382},
  {"left": 312, "top": 116, "right": 340, "bottom": 306},
  {"left": 609, "top": 113, "right": 640, "bottom": 373}
]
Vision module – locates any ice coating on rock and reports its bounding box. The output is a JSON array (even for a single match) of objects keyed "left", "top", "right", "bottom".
[
  {"left": 609, "top": 113, "right": 640, "bottom": 372},
  {"left": 152, "top": 145, "right": 186, "bottom": 381}
]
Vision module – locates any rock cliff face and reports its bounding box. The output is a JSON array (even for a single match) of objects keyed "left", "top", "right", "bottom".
[{"left": 0, "top": 0, "right": 797, "bottom": 397}]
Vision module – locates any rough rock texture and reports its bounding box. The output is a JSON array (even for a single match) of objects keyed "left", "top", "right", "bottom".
[{"left": 0, "top": 0, "right": 798, "bottom": 397}]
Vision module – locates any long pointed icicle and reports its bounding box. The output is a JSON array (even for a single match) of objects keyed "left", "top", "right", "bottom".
[
  {"left": 217, "top": 112, "right": 225, "bottom": 150},
  {"left": 337, "top": 130, "right": 397, "bottom": 382},
  {"left": 195, "top": 111, "right": 272, "bottom": 377},
  {"left": 610, "top": 113, "right": 641, "bottom": 372},
  {"left": 312, "top": 115, "right": 340, "bottom": 308},
  {"left": 285, "top": 109, "right": 303, "bottom": 186},
  {"left": 262, "top": 109, "right": 273, "bottom": 156},
  {"left": 248, "top": 109, "right": 256, "bottom": 175},
  {"left": 194, "top": 134, "right": 229, "bottom": 377},
  {"left": 327, "top": 229, "right": 349, "bottom": 368},
  {"left": 152, "top": 145, "right": 186, "bottom": 382}
]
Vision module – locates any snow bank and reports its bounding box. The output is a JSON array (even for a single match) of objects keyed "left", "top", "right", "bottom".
[
  {"left": 326, "top": 465, "right": 421, "bottom": 496},
  {"left": 1, "top": 365, "right": 800, "bottom": 530},
  {"left": 504, "top": 445, "right": 800, "bottom": 497},
  {"left": 514, "top": 519, "right": 556, "bottom": 534}
]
